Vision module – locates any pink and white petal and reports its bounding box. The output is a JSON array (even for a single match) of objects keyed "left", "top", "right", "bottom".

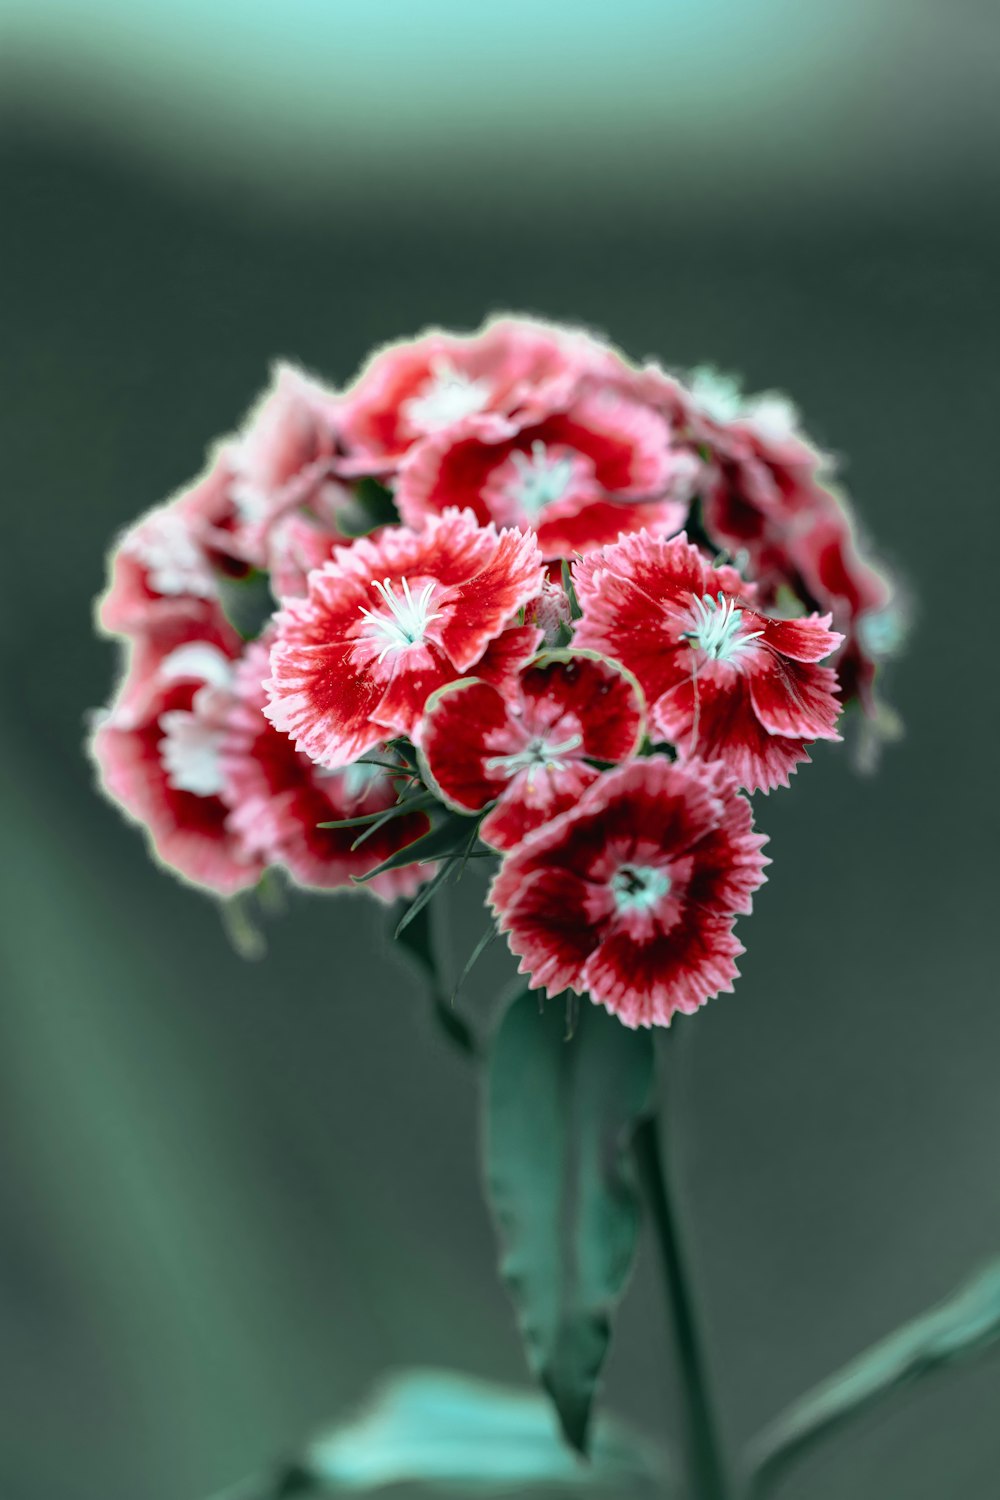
[
  {"left": 471, "top": 624, "right": 545, "bottom": 695},
  {"left": 747, "top": 653, "right": 842, "bottom": 740},
  {"left": 436, "top": 524, "right": 545, "bottom": 671},
  {"left": 583, "top": 919, "right": 745, "bottom": 1028},
  {"left": 756, "top": 612, "right": 843, "bottom": 663},
  {"left": 653, "top": 671, "right": 813, "bottom": 792},
  {"left": 480, "top": 762, "right": 600, "bottom": 851},
  {"left": 535, "top": 495, "right": 687, "bottom": 560},
  {"left": 264, "top": 637, "right": 389, "bottom": 768}
]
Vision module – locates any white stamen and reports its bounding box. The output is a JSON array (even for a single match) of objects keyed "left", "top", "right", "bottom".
[
  {"left": 358, "top": 576, "right": 441, "bottom": 662},
  {"left": 485, "top": 733, "right": 583, "bottom": 787},
  {"left": 683, "top": 592, "right": 762, "bottom": 664},
  {"left": 508, "top": 440, "right": 575, "bottom": 515},
  {"left": 401, "top": 358, "right": 492, "bottom": 432},
  {"left": 160, "top": 711, "right": 226, "bottom": 796}
]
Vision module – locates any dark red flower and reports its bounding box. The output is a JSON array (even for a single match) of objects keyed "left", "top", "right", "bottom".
[
  {"left": 574, "top": 530, "right": 843, "bottom": 791},
  {"left": 265, "top": 509, "right": 544, "bottom": 768},
  {"left": 419, "top": 650, "right": 645, "bottom": 850},
  {"left": 489, "top": 756, "right": 769, "bottom": 1026},
  {"left": 222, "top": 640, "right": 432, "bottom": 899}
]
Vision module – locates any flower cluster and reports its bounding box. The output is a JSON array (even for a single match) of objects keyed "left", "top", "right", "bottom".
[{"left": 92, "top": 316, "right": 900, "bottom": 1026}]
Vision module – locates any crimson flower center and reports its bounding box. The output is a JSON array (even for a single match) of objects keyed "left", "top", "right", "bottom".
[
  {"left": 683, "top": 591, "right": 762, "bottom": 663},
  {"left": 358, "top": 576, "right": 442, "bottom": 662}
]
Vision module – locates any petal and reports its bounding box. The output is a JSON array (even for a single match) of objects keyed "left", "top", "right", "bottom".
[
  {"left": 489, "top": 865, "right": 607, "bottom": 996},
  {"left": 746, "top": 653, "right": 842, "bottom": 740},
  {"left": 436, "top": 522, "right": 545, "bottom": 671},
  {"left": 756, "top": 612, "right": 843, "bottom": 663},
  {"left": 518, "top": 649, "right": 645, "bottom": 764},
  {"left": 652, "top": 667, "right": 814, "bottom": 792},
  {"left": 419, "top": 678, "right": 515, "bottom": 812},
  {"left": 481, "top": 762, "right": 600, "bottom": 851}
]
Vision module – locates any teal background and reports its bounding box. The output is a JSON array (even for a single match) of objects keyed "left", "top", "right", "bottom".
[{"left": 1, "top": 4, "right": 998, "bottom": 1496}]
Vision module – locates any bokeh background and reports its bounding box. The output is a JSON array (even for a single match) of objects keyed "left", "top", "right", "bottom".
[{"left": 2, "top": 3, "right": 999, "bottom": 1497}]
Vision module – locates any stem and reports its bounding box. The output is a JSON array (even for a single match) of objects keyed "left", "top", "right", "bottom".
[{"left": 634, "top": 1104, "right": 730, "bottom": 1500}]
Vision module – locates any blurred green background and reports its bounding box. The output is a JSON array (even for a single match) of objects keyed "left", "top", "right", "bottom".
[{"left": 1, "top": 3, "right": 999, "bottom": 1497}]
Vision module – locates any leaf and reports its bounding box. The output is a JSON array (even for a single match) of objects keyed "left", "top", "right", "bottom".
[
  {"left": 394, "top": 894, "right": 476, "bottom": 1056},
  {"left": 210, "top": 1368, "right": 668, "bottom": 1496},
  {"left": 216, "top": 568, "right": 276, "bottom": 642},
  {"left": 352, "top": 810, "right": 474, "bottom": 883},
  {"left": 483, "top": 990, "right": 655, "bottom": 1454},
  {"left": 744, "top": 1258, "right": 1000, "bottom": 1499},
  {"left": 317, "top": 790, "right": 437, "bottom": 831}
]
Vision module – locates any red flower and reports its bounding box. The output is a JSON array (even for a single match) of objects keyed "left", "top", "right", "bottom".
[
  {"left": 574, "top": 531, "right": 843, "bottom": 792},
  {"left": 265, "top": 509, "right": 545, "bottom": 768},
  {"left": 489, "top": 756, "right": 769, "bottom": 1027},
  {"left": 337, "top": 316, "right": 621, "bottom": 472},
  {"left": 419, "top": 650, "right": 645, "bottom": 851},
  {"left": 90, "top": 636, "right": 262, "bottom": 895},
  {"left": 222, "top": 640, "right": 432, "bottom": 899},
  {"left": 396, "top": 386, "right": 692, "bottom": 561}
]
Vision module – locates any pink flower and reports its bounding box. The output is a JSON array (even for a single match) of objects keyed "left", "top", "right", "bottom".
[
  {"left": 90, "top": 636, "right": 262, "bottom": 894},
  {"left": 222, "top": 641, "right": 431, "bottom": 899},
  {"left": 98, "top": 455, "right": 236, "bottom": 638},
  {"left": 574, "top": 531, "right": 843, "bottom": 792},
  {"left": 224, "top": 362, "right": 352, "bottom": 565},
  {"left": 489, "top": 756, "right": 769, "bottom": 1027},
  {"left": 337, "top": 316, "right": 621, "bottom": 472},
  {"left": 99, "top": 366, "right": 353, "bottom": 640},
  {"left": 396, "top": 386, "right": 692, "bottom": 561},
  {"left": 265, "top": 509, "right": 545, "bottom": 768},
  {"left": 419, "top": 650, "right": 645, "bottom": 851}
]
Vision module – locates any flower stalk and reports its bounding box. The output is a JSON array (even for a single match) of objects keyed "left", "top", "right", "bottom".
[{"left": 634, "top": 1078, "right": 730, "bottom": 1500}]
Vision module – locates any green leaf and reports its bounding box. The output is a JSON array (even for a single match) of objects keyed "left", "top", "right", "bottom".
[
  {"left": 744, "top": 1258, "right": 1000, "bottom": 1499},
  {"left": 210, "top": 1368, "right": 668, "bottom": 1496},
  {"left": 317, "top": 790, "right": 437, "bottom": 832},
  {"left": 216, "top": 568, "right": 276, "bottom": 641},
  {"left": 353, "top": 810, "right": 474, "bottom": 883},
  {"left": 483, "top": 990, "right": 655, "bottom": 1455}
]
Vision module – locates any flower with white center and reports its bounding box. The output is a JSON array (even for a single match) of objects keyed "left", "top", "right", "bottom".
[
  {"left": 265, "top": 509, "right": 544, "bottom": 769},
  {"left": 419, "top": 650, "right": 645, "bottom": 852},
  {"left": 358, "top": 577, "right": 442, "bottom": 663},
  {"left": 401, "top": 359, "right": 492, "bottom": 433},
  {"left": 507, "top": 441, "right": 576, "bottom": 516},
  {"left": 574, "top": 530, "right": 844, "bottom": 792},
  {"left": 683, "top": 593, "right": 763, "bottom": 665}
]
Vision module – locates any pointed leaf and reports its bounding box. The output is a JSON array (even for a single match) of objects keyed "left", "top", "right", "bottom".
[
  {"left": 211, "top": 1368, "right": 668, "bottom": 1496},
  {"left": 745, "top": 1258, "right": 1000, "bottom": 1499},
  {"left": 353, "top": 810, "right": 473, "bottom": 882},
  {"left": 483, "top": 990, "right": 655, "bottom": 1454},
  {"left": 317, "top": 790, "right": 437, "bottom": 831}
]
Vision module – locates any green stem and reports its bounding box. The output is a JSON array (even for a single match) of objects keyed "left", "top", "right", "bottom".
[{"left": 634, "top": 1107, "right": 730, "bottom": 1500}]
